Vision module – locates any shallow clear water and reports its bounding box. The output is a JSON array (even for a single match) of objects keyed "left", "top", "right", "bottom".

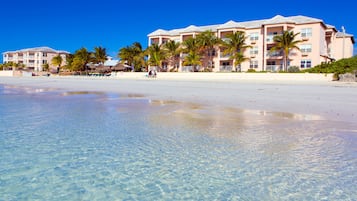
[{"left": 0, "top": 84, "right": 356, "bottom": 200}]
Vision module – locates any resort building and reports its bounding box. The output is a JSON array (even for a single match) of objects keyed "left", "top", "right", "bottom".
[
  {"left": 2, "top": 46, "right": 69, "bottom": 72},
  {"left": 148, "top": 15, "right": 355, "bottom": 72}
]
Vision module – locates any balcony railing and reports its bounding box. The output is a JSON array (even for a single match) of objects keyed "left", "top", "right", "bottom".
[
  {"left": 266, "top": 51, "right": 283, "bottom": 57},
  {"left": 219, "top": 66, "right": 233, "bottom": 72},
  {"left": 266, "top": 34, "right": 281, "bottom": 43},
  {"left": 219, "top": 52, "right": 231, "bottom": 58},
  {"left": 266, "top": 65, "right": 282, "bottom": 72}
]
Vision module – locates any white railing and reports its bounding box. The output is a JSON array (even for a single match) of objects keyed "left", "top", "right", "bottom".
[
  {"left": 266, "top": 65, "right": 282, "bottom": 72},
  {"left": 266, "top": 35, "right": 275, "bottom": 43},
  {"left": 266, "top": 51, "right": 283, "bottom": 57},
  {"left": 181, "top": 66, "right": 194, "bottom": 72},
  {"left": 219, "top": 66, "right": 233, "bottom": 72}
]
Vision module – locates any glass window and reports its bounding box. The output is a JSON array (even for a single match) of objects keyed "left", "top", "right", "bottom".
[
  {"left": 250, "top": 60, "right": 258, "bottom": 69},
  {"left": 300, "top": 60, "right": 312, "bottom": 68},
  {"left": 250, "top": 46, "right": 258, "bottom": 55},
  {"left": 250, "top": 32, "right": 259, "bottom": 41},
  {"left": 301, "top": 28, "right": 312, "bottom": 38},
  {"left": 300, "top": 44, "right": 312, "bottom": 53}
]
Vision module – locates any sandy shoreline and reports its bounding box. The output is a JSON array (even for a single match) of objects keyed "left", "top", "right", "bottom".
[{"left": 1, "top": 74, "right": 357, "bottom": 123}]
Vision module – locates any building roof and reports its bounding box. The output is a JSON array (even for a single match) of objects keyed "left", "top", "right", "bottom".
[
  {"left": 104, "top": 59, "right": 119, "bottom": 66},
  {"left": 148, "top": 15, "right": 327, "bottom": 37},
  {"left": 263, "top": 15, "right": 296, "bottom": 25},
  {"left": 217, "top": 20, "right": 244, "bottom": 29},
  {"left": 336, "top": 32, "right": 355, "bottom": 43},
  {"left": 3, "top": 46, "right": 70, "bottom": 54}
]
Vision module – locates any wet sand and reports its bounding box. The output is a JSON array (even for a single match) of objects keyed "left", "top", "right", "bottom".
[{"left": 1, "top": 75, "right": 357, "bottom": 123}]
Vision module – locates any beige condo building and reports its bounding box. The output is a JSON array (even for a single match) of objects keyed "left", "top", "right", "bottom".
[
  {"left": 2, "top": 46, "right": 69, "bottom": 72},
  {"left": 148, "top": 15, "right": 355, "bottom": 72}
]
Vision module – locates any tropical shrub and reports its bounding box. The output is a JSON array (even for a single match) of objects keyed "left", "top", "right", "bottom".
[
  {"left": 303, "top": 56, "right": 357, "bottom": 79},
  {"left": 287, "top": 66, "right": 301, "bottom": 73}
]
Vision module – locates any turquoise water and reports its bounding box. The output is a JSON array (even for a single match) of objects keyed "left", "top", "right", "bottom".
[{"left": 0, "top": 85, "right": 356, "bottom": 200}]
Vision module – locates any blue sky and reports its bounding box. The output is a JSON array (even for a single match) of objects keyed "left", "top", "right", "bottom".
[{"left": 1, "top": 0, "right": 356, "bottom": 62}]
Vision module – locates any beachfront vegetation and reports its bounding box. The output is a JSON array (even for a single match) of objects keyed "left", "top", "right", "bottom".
[
  {"left": 51, "top": 54, "right": 63, "bottom": 72},
  {"left": 270, "top": 31, "right": 302, "bottom": 71},
  {"left": 0, "top": 62, "right": 25, "bottom": 70},
  {"left": 181, "top": 37, "right": 201, "bottom": 71},
  {"left": 93, "top": 46, "right": 107, "bottom": 64},
  {"left": 146, "top": 43, "right": 166, "bottom": 70},
  {"left": 118, "top": 42, "right": 146, "bottom": 72},
  {"left": 221, "top": 31, "right": 251, "bottom": 72},
  {"left": 196, "top": 30, "right": 220, "bottom": 71},
  {"left": 63, "top": 46, "right": 108, "bottom": 73},
  {"left": 162, "top": 40, "right": 181, "bottom": 72},
  {"left": 303, "top": 56, "right": 357, "bottom": 78}
]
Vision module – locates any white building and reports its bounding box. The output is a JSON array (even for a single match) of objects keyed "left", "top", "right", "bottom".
[
  {"left": 2, "top": 46, "right": 69, "bottom": 72},
  {"left": 148, "top": 15, "right": 355, "bottom": 72}
]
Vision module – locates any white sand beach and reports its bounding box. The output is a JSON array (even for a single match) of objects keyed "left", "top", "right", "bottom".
[{"left": 1, "top": 73, "right": 357, "bottom": 123}]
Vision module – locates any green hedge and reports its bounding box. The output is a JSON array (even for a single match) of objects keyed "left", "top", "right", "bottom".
[{"left": 303, "top": 56, "right": 357, "bottom": 78}]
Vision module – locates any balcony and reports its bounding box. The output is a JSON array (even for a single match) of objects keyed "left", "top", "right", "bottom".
[
  {"left": 266, "top": 35, "right": 275, "bottom": 43},
  {"left": 266, "top": 65, "right": 282, "bottom": 72},
  {"left": 219, "top": 52, "right": 231, "bottom": 59},
  {"left": 266, "top": 51, "right": 283, "bottom": 57},
  {"left": 220, "top": 65, "right": 233, "bottom": 72}
]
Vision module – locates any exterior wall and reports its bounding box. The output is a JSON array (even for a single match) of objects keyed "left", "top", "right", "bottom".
[{"left": 334, "top": 37, "right": 354, "bottom": 59}]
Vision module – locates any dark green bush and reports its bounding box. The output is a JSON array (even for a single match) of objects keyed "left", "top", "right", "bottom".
[
  {"left": 287, "top": 66, "right": 301, "bottom": 73},
  {"left": 303, "top": 56, "right": 357, "bottom": 79}
]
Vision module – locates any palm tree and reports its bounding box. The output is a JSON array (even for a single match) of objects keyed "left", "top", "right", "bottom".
[
  {"left": 146, "top": 43, "right": 166, "bottom": 71},
  {"left": 270, "top": 30, "right": 301, "bottom": 71},
  {"left": 181, "top": 37, "right": 201, "bottom": 71},
  {"left": 221, "top": 31, "right": 251, "bottom": 71},
  {"left": 72, "top": 47, "right": 91, "bottom": 73},
  {"left": 182, "top": 51, "right": 201, "bottom": 72},
  {"left": 196, "top": 30, "right": 220, "bottom": 71},
  {"left": 182, "top": 37, "right": 200, "bottom": 54},
  {"left": 163, "top": 40, "right": 181, "bottom": 71},
  {"left": 93, "top": 46, "right": 107, "bottom": 64},
  {"left": 118, "top": 42, "right": 145, "bottom": 71},
  {"left": 51, "top": 54, "right": 63, "bottom": 73}
]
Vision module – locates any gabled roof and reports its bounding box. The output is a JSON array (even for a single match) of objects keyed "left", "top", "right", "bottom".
[
  {"left": 147, "top": 29, "right": 170, "bottom": 37},
  {"left": 217, "top": 20, "right": 244, "bottom": 29},
  {"left": 104, "top": 59, "right": 119, "bottom": 66},
  {"left": 240, "top": 19, "right": 267, "bottom": 29},
  {"left": 286, "top": 15, "right": 323, "bottom": 24},
  {"left": 3, "top": 46, "right": 69, "bottom": 54},
  {"left": 263, "top": 15, "right": 296, "bottom": 25},
  {"left": 336, "top": 32, "right": 355, "bottom": 43},
  {"left": 180, "top": 25, "right": 199, "bottom": 33},
  {"left": 148, "top": 15, "right": 340, "bottom": 37}
]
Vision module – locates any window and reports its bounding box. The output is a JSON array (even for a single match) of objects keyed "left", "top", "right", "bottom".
[
  {"left": 250, "top": 46, "right": 258, "bottom": 55},
  {"left": 300, "top": 44, "right": 312, "bottom": 53},
  {"left": 42, "top": 60, "right": 47, "bottom": 64},
  {"left": 250, "top": 60, "right": 258, "bottom": 69},
  {"left": 301, "top": 28, "right": 312, "bottom": 38},
  {"left": 300, "top": 60, "right": 312, "bottom": 68},
  {"left": 250, "top": 32, "right": 259, "bottom": 41},
  {"left": 208, "top": 49, "right": 216, "bottom": 56},
  {"left": 43, "top": 53, "right": 47, "bottom": 57}
]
